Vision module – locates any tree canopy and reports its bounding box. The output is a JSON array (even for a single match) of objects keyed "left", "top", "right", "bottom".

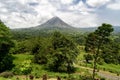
[
  {"left": 0, "top": 20, "right": 14, "bottom": 72},
  {"left": 85, "top": 23, "right": 114, "bottom": 79},
  {"left": 47, "top": 31, "right": 79, "bottom": 72}
]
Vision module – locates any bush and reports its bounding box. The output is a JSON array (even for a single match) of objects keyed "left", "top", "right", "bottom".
[
  {"left": 12, "top": 60, "right": 32, "bottom": 75},
  {"left": 0, "top": 20, "right": 14, "bottom": 72},
  {"left": 84, "top": 54, "right": 93, "bottom": 63},
  {"left": 0, "top": 54, "right": 14, "bottom": 72},
  {"left": 0, "top": 71, "right": 14, "bottom": 78},
  {"left": 97, "top": 58, "right": 104, "bottom": 65},
  {"left": 100, "top": 77, "right": 106, "bottom": 80}
]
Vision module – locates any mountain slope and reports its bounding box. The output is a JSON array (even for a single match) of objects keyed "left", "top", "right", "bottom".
[
  {"left": 36, "top": 16, "right": 73, "bottom": 29},
  {"left": 11, "top": 17, "right": 80, "bottom": 39},
  {"left": 11, "top": 17, "right": 120, "bottom": 39}
]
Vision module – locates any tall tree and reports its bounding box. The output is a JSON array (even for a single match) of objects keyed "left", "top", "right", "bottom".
[
  {"left": 0, "top": 20, "right": 14, "bottom": 72},
  {"left": 85, "top": 23, "right": 114, "bottom": 79},
  {"left": 47, "top": 31, "right": 79, "bottom": 73}
]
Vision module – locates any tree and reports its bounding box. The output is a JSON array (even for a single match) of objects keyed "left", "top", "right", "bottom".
[
  {"left": 0, "top": 20, "right": 14, "bottom": 72},
  {"left": 32, "top": 37, "right": 51, "bottom": 64},
  {"left": 101, "top": 41, "right": 120, "bottom": 64},
  {"left": 72, "top": 34, "right": 86, "bottom": 45},
  {"left": 85, "top": 23, "right": 114, "bottom": 79},
  {"left": 47, "top": 31, "right": 79, "bottom": 73}
]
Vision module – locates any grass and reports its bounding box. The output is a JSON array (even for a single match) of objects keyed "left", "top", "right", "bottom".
[
  {"left": 0, "top": 53, "right": 93, "bottom": 80},
  {"left": 12, "top": 53, "right": 33, "bottom": 65},
  {"left": 1, "top": 52, "right": 119, "bottom": 80},
  {"left": 12, "top": 54, "right": 68, "bottom": 77},
  {"left": 8, "top": 54, "right": 70, "bottom": 79},
  {"left": 97, "top": 63, "right": 120, "bottom": 74},
  {"left": 76, "top": 46, "right": 86, "bottom": 64},
  {"left": 0, "top": 77, "right": 17, "bottom": 80},
  {"left": 0, "top": 77, "right": 6, "bottom": 80},
  {"left": 76, "top": 47, "right": 120, "bottom": 74},
  {"left": 79, "top": 61, "right": 120, "bottom": 74}
]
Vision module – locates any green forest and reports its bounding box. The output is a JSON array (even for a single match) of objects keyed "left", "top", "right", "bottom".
[{"left": 0, "top": 20, "right": 120, "bottom": 80}]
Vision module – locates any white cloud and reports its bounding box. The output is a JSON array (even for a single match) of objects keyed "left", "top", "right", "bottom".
[
  {"left": 0, "top": 2, "right": 4, "bottom": 7},
  {"left": 107, "top": 1, "right": 120, "bottom": 10},
  {"left": 55, "top": 11, "right": 98, "bottom": 27},
  {"left": 68, "top": 1, "right": 94, "bottom": 14},
  {"left": 1, "top": 8, "right": 8, "bottom": 13},
  {"left": 86, "top": 0, "right": 111, "bottom": 7},
  {"left": 0, "top": 0, "right": 120, "bottom": 28},
  {"left": 60, "top": 0, "right": 73, "bottom": 4},
  {"left": 0, "top": 0, "right": 55, "bottom": 28}
]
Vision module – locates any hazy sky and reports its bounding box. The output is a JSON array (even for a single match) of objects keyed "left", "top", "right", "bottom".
[{"left": 0, "top": 0, "right": 120, "bottom": 28}]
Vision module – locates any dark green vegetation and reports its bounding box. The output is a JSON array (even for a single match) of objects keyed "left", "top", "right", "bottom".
[
  {"left": 0, "top": 17, "right": 120, "bottom": 80},
  {"left": 85, "top": 23, "right": 114, "bottom": 79},
  {"left": 31, "top": 31, "right": 79, "bottom": 73},
  {"left": 0, "top": 20, "right": 14, "bottom": 72}
]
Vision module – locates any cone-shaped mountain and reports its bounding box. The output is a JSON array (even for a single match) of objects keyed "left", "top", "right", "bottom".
[{"left": 36, "top": 16, "right": 73, "bottom": 28}]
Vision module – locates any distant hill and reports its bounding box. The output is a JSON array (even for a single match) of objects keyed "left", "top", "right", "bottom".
[
  {"left": 11, "top": 17, "right": 80, "bottom": 39},
  {"left": 113, "top": 26, "right": 120, "bottom": 33},
  {"left": 11, "top": 17, "right": 120, "bottom": 39}
]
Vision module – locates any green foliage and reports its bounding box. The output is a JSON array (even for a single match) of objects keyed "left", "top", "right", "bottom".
[
  {"left": 101, "top": 41, "right": 120, "bottom": 64},
  {"left": 84, "top": 53, "right": 93, "bottom": 63},
  {"left": 114, "top": 35, "right": 120, "bottom": 44},
  {"left": 28, "top": 31, "right": 79, "bottom": 73},
  {"left": 97, "top": 58, "right": 104, "bottom": 65},
  {"left": 11, "top": 40, "right": 34, "bottom": 54},
  {"left": 11, "top": 37, "right": 48, "bottom": 54},
  {"left": 12, "top": 60, "right": 32, "bottom": 75},
  {"left": 85, "top": 23, "right": 114, "bottom": 79},
  {"left": 0, "top": 20, "right": 14, "bottom": 72},
  {"left": 85, "top": 23, "right": 113, "bottom": 52},
  {"left": 47, "top": 31, "right": 79, "bottom": 72},
  {"left": 12, "top": 54, "right": 33, "bottom": 65},
  {"left": 32, "top": 37, "right": 51, "bottom": 64},
  {"left": 72, "top": 34, "right": 86, "bottom": 45},
  {"left": 0, "top": 20, "right": 10, "bottom": 38},
  {"left": 0, "top": 55, "right": 14, "bottom": 72}
]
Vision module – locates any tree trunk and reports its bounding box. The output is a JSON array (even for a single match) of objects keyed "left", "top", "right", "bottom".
[
  {"left": 93, "top": 44, "right": 100, "bottom": 80},
  {"left": 93, "top": 58, "right": 97, "bottom": 80}
]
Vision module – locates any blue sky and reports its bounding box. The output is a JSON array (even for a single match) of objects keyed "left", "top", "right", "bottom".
[{"left": 0, "top": 0, "right": 120, "bottom": 28}]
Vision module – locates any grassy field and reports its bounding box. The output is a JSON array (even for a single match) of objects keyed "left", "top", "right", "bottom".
[
  {"left": 0, "top": 54, "right": 91, "bottom": 80},
  {"left": 13, "top": 53, "right": 120, "bottom": 75},
  {"left": 12, "top": 54, "right": 68, "bottom": 78},
  {"left": 76, "top": 49, "right": 120, "bottom": 74},
  {"left": 97, "top": 63, "right": 120, "bottom": 74},
  {"left": 0, "top": 52, "right": 120, "bottom": 80},
  {"left": 13, "top": 53, "right": 33, "bottom": 65}
]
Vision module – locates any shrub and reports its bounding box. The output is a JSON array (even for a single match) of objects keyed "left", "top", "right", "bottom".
[
  {"left": 84, "top": 54, "right": 93, "bottom": 63},
  {"left": 0, "top": 54, "right": 14, "bottom": 72},
  {"left": 12, "top": 60, "right": 32, "bottom": 75}
]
